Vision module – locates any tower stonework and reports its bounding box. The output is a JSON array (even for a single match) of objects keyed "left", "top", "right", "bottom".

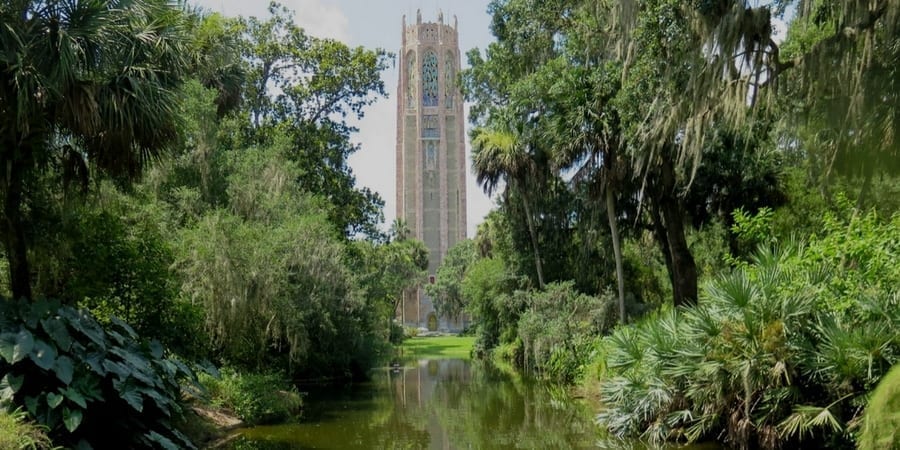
[{"left": 396, "top": 11, "right": 467, "bottom": 331}]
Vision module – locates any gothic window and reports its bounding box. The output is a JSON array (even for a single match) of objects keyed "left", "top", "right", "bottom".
[
  {"left": 444, "top": 51, "right": 455, "bottom": 108},
  {"left": 406, "top": 51, "right": 416, "bottom": 109},
  {"left": 422, "top": 51, "right": 438, "bottom": 107},
  {"left": 424, "top": 140, "right": 437, "bottom": 170}
]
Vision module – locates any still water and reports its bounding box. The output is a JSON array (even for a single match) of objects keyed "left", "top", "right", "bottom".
[{"left": 223, "top": 358, "right": 603, "bottom": 449}]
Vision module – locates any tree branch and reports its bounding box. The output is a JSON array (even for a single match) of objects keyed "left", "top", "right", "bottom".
[{"left": 772, "top": 1, "right": 889, "bottom": 76}]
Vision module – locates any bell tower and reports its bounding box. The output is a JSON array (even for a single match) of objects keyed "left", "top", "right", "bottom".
[{"left": 396, "top": 10, "right": 467, "bottom": 330}]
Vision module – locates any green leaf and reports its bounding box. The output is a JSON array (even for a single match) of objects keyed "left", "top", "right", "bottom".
[
  {"left": 115, "top": 379, "right": 144, "bottom": 412},
  {"left": 59, "top": 309, "right": 105, "bottom": 349},
  {"left": 111, "top": 316, "right": 138, "bottom": 339},
  {"left": 63, "top": 407, "right": 83, "bottom": 432},
  {"left": 56, "top": 356, "right": 75, "bottom": 385},
  {"left": 146, "top": 431, "right": 179, "bottom": 450},
  {"left": 140, "top": 387, "right": 174, "bottom": 414},
  {"left": 103, "top": 360, "right": 130, "bottom": 381},
  {"left": 30, "top": 339, "right": 57, "bottom": 370},
  {"left": 42, "top": 317, "right": 72, "bottom": 352},
  {"left": 24, "top": 395, "right": 39, "bottom": 416},
  {"left": 0, "top": 373, "right": 24, "bottom": 394},
  {"left": 84, "top": 352, "right": 105, "bottom": 375},
  {"left": 149, "top": 340, "right": 164, "bottom": 359},
  {"left": 12, "top": 329, "right": 34, "bottom": 363},
  {"left": 0, "top": 332, "right": 16, "bottom": 362},
  {"left": 0, "top": 388, "right": 12, "bottom": 404},
  {"left": 63, "top": 387, "right": 87, "bottom": 409},
  {"left": 47, "top": 392, "right": 64, "bottom": 409}
]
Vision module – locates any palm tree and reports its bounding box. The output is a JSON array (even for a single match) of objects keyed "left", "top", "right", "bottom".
[
  {"left": 471, "top": 127, "right": 545, "bottom": 289},
  {"left": 546, "top": 62, "right": 629, "bottom": 324},
  {"left": 0, "top": 0, "right": 191, "bottom": 300},
  {"left": 390, "top": 218, "right": 412, "bottom": 242}
]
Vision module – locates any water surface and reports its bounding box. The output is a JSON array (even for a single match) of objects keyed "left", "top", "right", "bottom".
[{"left": 225, "top": 358, "right": 600, "bottom": 449}]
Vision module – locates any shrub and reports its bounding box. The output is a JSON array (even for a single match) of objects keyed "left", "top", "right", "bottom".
[
  {"left": 596, "top": 212, "right": 900, "bottom": 450},
  {"left": 0, "top": 298, "right": 200, "bottom": 449},
  {"left": 201, "top": 369, "right": 301, "bottom": 425},
  {"left": 517, "top": 282, "right": 612, "bottom": 382}
]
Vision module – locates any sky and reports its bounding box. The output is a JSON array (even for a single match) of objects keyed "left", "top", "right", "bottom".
[{"left": 191, "top": 0, "right": 498, "bottom": 237}]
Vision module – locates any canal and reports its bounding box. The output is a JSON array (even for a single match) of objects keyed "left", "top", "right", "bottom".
[{"left": 223, "top": 357, "right": 601, "bottom": 449}]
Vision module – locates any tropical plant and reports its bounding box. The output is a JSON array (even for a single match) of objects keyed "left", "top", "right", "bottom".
[
  {"left": 0, "top": 299, "right": 200, "bottom": 449},
  {"left": 0, "top": 0, "right": 191, "bottom": 300},
  {"left": 472, "top": 128, "right": 546, "bottom": 289},
  {"left": 595, "top": 210, "right": 900, "bottom": 449}
]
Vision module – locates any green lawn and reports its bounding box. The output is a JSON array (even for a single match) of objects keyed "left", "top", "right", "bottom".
[{"left": 398, "top": 336, "right": 475, "bottom": 360}]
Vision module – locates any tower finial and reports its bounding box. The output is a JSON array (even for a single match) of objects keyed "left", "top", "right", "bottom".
[
  {"left": 416, "top": 9, "right": 422, "bottom": 24},
  {"left": 454, "top": 15, "right": 458, "bottom": 29}
]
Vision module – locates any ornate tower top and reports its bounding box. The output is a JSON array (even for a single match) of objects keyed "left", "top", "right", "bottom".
[{"left": 402, "top": 10, "right": 459, "bottom": 48}]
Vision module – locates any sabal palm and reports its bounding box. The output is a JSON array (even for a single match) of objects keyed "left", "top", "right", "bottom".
[
  {"left": 0, "top": 0, "right": 190, "bottom": 299},
  {"left": 471, "top": 127, "right": 545, "bottom": 288},
  {"left": 546, "top": 64, "right": 628, "bottom": 324}
]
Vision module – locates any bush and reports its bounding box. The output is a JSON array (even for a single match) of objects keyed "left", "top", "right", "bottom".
[
  {"left": 595, "top": 209, "right": 900, "bottom": 450},
  {"left": 0, "top": 299, "right": 200, "bottom": 449},
  {"left": 517, "top": 282, "right": 612, "bottom": 382},
  {"left": 0, "top": 408, "right": 53, "bottom": 450},
  {"left": 201, "top": 369, "right": 301, "bottom": 425}
]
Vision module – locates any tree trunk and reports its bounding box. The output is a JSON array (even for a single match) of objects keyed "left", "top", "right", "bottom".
[
  {"left": 649, "top": 203, "right": 678, "bottom": 300},
  {"left": 657, "top": 160, "right": 698, "bottom": 307},
  {"left": 3, "top": 159, "right": 32, "bottom": 300},
  {"left": 856, "top": 166, "right": 874, "bottom": 211},
  {"left": 606, "top": 188, "right": 626, "bottom": 324},
  {"left": 519, "top": 189, "right": 545, "bottom": 289}
]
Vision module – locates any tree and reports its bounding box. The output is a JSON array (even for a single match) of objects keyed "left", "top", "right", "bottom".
[
  {"left": 535, "top": 55, "right": 631, "bottom": 323},
  {"left": 233, "top": 2, "right": 392, "bottom": 237},
  {"left": 426, "top": 239, "right": 478, "bottom": 319},
  {"left": 0, "top": 0, "right": 191, "bottom": 300},
  {"left": 471, "top": 128, "right": 546, "bottom": 289}
]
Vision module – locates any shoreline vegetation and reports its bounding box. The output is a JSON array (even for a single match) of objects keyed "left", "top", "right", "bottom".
[{"left": 184, "top": 336, "right": 476, "bottom": 448}]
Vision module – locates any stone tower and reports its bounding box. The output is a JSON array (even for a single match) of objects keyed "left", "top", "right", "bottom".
[{"left": 396, "top": 10, "right": 467, "bottom": 331}]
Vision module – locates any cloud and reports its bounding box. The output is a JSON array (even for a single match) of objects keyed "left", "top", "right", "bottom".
[{"left": 192, "top": 0, "right": 350, "bottom": 41}]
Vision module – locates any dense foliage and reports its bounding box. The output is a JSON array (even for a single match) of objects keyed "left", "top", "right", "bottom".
[
  {"left": 1, "top": 0, "right": 899, "bottom": 448},
  {"left": 0, "top": 1, "right": 427, "bottom": 448},
  {"left": 0, "top": 299, "right": 200, "bottom": 449},
  {"left": 200, "top": 369, "right": 302, "bottom": 426},
  {"left": 597, "top": 210, "right": 900, "bottom": 449},
  {"left": 433, "top": 1, "right": 900, "bottom": 449}
]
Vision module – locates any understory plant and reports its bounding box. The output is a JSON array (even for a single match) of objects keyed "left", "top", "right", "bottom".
[
  {"left": 0, "top": 298, "right": 201, "bottom": 449},
  {"left": 517, "top": 282, "right": 612, "bottom": 382},
  {"left": 596, "top": 210, "right": 900, "bottom": 449},
  {"left": 200, "top": 368, "right": 302, "bottom": 425},
  {"left": 0, "top": 407, "right": 54, "bottom": 449}
]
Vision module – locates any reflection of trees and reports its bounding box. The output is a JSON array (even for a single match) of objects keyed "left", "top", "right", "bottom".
[
  {"left": 430, "top": 360, "right": 598, "bottom": 449},
  {"left": 228, "top": 360, "right": 598, "bottom": 449}
]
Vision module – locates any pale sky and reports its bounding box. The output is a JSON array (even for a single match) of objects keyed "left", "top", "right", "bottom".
[{"left": 191, "top": 0, "right": 497, "bottom": 237}]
